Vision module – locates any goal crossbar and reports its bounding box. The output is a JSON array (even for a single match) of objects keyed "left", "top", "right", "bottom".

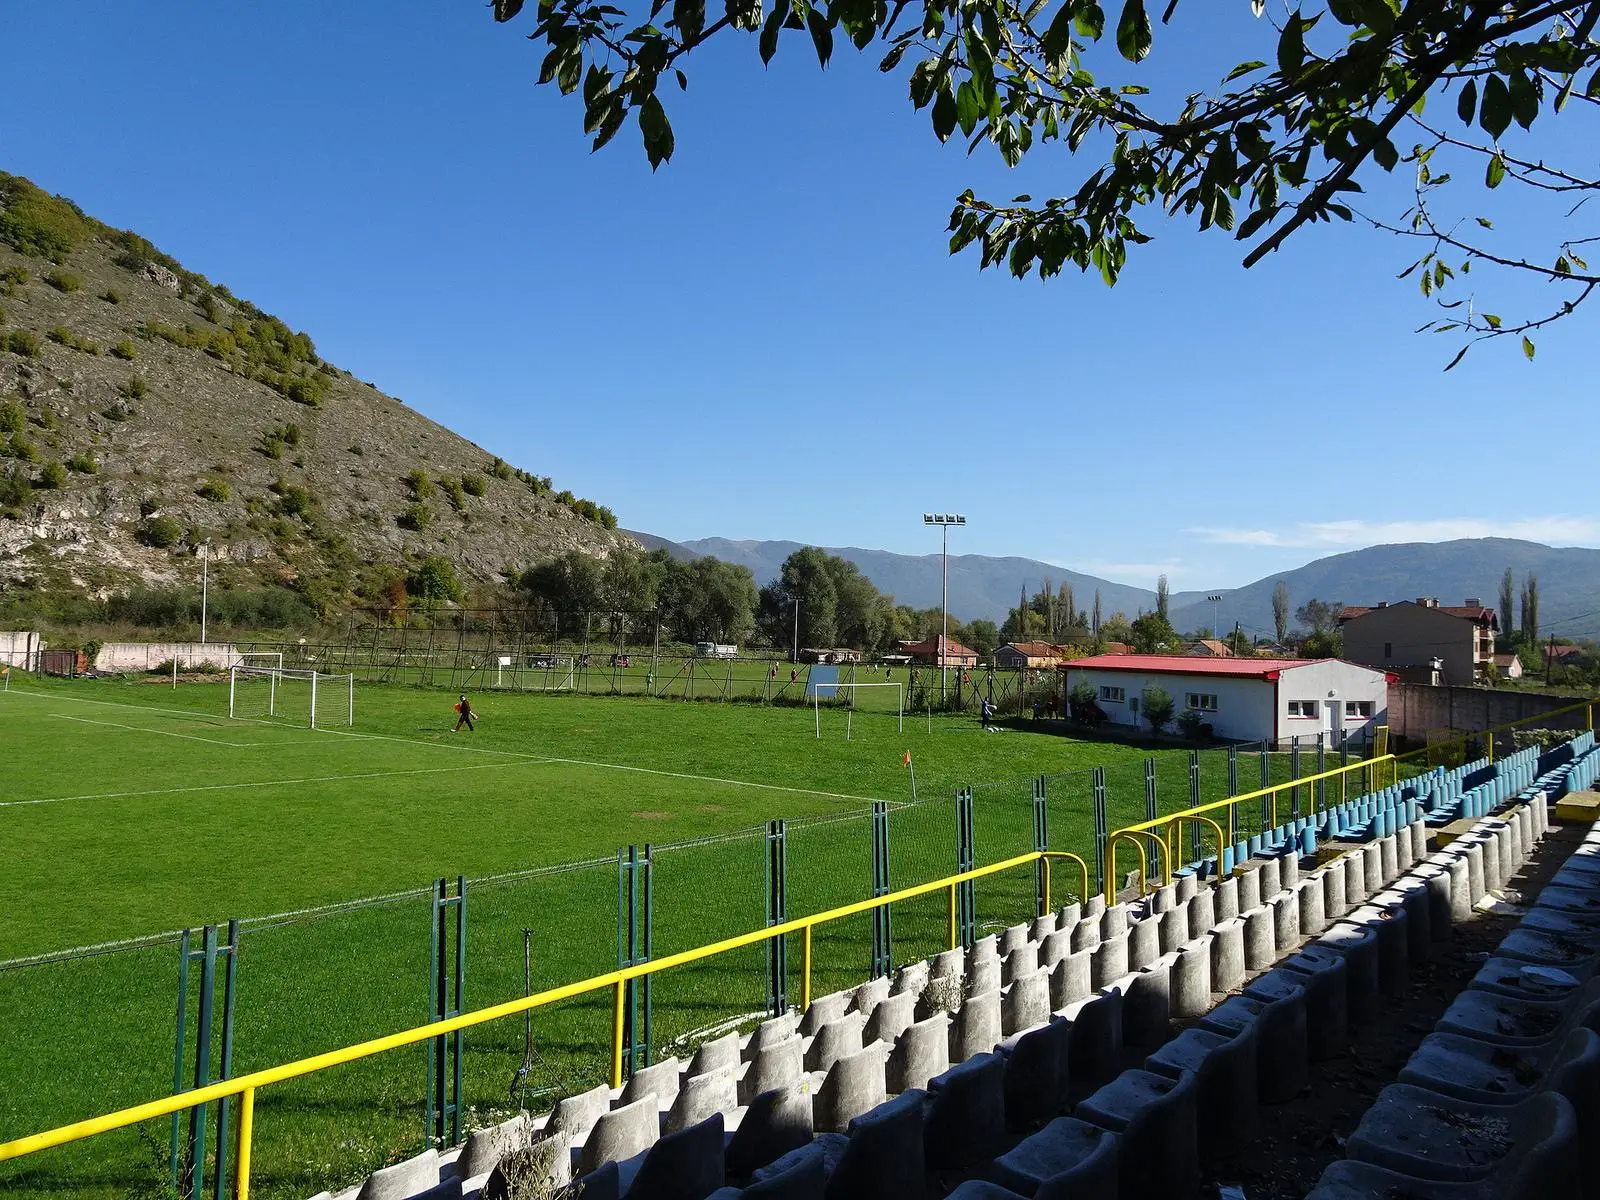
[
  {"left": 229, "top": 665, "right": 354, "bottom": 727},
  {"left": 813, "top": 681, "right": 904, "bottom": 738}
]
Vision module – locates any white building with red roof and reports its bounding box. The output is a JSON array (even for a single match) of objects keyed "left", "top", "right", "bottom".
[{"left": 1060, "top": 653, "right": 1390, "bottom": 745}]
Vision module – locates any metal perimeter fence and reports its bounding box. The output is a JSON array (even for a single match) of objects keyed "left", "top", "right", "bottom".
[{"left": 0, "top": 735, "right": 1389, "bottom": 1200}]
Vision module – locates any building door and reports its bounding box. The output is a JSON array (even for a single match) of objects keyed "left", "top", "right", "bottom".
[
  {"left": 1323, "top": 699, "right": 1342, "bottom": 741},
  {"left": 1128, "top": 694, "right": 1139, "bottom": 726}
]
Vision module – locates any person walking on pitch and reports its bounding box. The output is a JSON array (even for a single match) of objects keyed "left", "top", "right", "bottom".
[{"left": 453, "top": 694, "right": 476, "bottom": 732}]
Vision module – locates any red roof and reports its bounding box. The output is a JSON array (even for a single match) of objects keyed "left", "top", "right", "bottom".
[
  {"left": 1338, "top": 602, "right": 1495, "bottom": 625},
  {"left": 1060, "top": 653, "right": 1322, "bottom": 679}
]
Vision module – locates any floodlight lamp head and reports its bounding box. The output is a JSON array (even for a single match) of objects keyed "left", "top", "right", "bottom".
[{"left": 923, "top": 514, "right": 935, "bottom": 524}]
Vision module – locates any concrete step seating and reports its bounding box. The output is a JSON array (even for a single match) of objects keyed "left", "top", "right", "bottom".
[
  {"left": 312, "top": 734, "right": 1591, "bottom": 1200},
  {"left": 1308, "top": 804, "right": 1600, "bottom": 1197}
]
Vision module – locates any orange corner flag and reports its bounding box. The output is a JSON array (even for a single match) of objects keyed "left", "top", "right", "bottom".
[{"left": 903, "top": 751, "right": 912, "bottom": 768}]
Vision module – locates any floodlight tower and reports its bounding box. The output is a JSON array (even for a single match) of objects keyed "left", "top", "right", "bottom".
[{"left": 923, "top": 513, "right": 966, "bottom": 701}]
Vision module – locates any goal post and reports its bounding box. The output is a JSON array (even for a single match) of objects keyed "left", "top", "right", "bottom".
[
  {"left": 228, "top": 664, "right": 354, "bottom": 728},
  {"left": 813, "top": 681, "right": 904, "bottom": 738}
]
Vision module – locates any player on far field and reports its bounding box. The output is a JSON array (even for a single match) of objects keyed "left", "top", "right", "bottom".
[{"left": 453, "top": 694, "right": 476, "bottom": 733}]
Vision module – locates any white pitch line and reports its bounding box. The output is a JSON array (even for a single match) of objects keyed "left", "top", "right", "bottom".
[
  {"left": 50, "top": 713, "right": 266, "bottom": 747},
  {"left": 0, "top": 761, "right": 524, "bottom": 810}
]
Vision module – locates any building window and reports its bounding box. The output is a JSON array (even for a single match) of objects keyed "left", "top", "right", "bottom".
[
  {"left": 1287, "top": 700, "right": 1318, "bottom": 718},
  {"left": 1099, "top": 685, "right": 1125, "bottom": 703},
  {"left": 1345, "top": 700, "right": 1374, "bottom": 719},
  {"left": 1185, "top": 692, "right": 1218, "bottom": 712},
  {"left": 1383, "top": 642, "right": 1392, "bottom": 658}
]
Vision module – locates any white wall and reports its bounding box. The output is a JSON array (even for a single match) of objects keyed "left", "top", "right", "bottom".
[
  {"left": 1064, "top": 667, "right": 1277, "bottom": 741},
  {"left": 1274, "top": 660, "right": 1389, "bottom": 744},
  {"left": 0, "top": 631, "right": 42, "bottom": 670},
  {"left": 94, "top": 643, "right": 242, "bottom": 672}
]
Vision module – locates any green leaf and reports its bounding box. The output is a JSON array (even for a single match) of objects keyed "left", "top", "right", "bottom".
[
  {"left": 955, "top": 79, "right": 981, "bottom": 135},
  {"left": 557, "top": 45, "right": 583, "bottom": 95},
  {"left": 1224, "top": 60, "right": 1266, "bottom": 82},
  {"left": 908, "top": 57, "right": 940, "bottom": 107},
  {"left": 806, "top": 7, "right": 833, "bottom": 66},
  {"left": 759, "top": 9, "right": 782, "bottom": 62},
  {"left": 673, "top": 0, "right": 706, "bottom": 41},
  {"left": 1587, "top": 66, "right": 1600, "bottom": 98},
  {"left": 1508, "top": 68, "right": 1538, "bottom": 130},
  {"left": 1115, "top": 0, "right": 1151, "bottom": 62},
  {"left": 638, "top": 93, "right": 675, "bottom": 169},
  {"left": 725, "top": 0, "right": 763, "bottom": 29},
  {"left": 1041, "top": 1, "right": 1078, "bottom": 62},
  {"left": 878, "top": 43, "right": 907, "bottom": 72},
  {"left": 1522, "top": 336, "right": 1535, "bottom": 361},
  {"left": 493, "top": 0, "right": 526, "bottom": 20},
  {"left": 1476, "top": 217, "right": 1494, "bottom": 229},
  {"left": 1484, "top": 313, "right": 1502, "bottom": 329},
  {"left": 1073, "top": 2, "right": 1105, "bottom": 40},
  {"left": 592, "top": 100, "right": 628, "bottom": 150},
  {"left": 931, "top": 83, "right": 957, "bottom": 141},
  {"left": 1277, "top": 12, "right": 1306, "bottom": 75},
  {"left": 1486, "top": 152, "right": 1505, "bottom": 188},
  {"left": 1372, "top": 137, "right": 1398, "bottom": 171},
  {"left": 1456, "top": 79, "right": 1476, "bottom": 125},
  {"left": 1443, "top": 345, "right": 1470, "bottom": 372},
  {"left": 1479, "top": 73, "right": 1512, "bottom": 139}
]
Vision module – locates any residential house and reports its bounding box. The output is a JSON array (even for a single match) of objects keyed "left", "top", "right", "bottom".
[
  {"left": 1061, "top": 654, "right": 1389, "bottom": 745},
  {"left": 1101, "top": 642, "right": 1135, "bottom": 656},
  {"left": 994, "top": 641, "right": 1068, "bottom": 669},
  {"left": 1491, "top": 653, "right": 1524, "bottom": 680},
  {"left": 1337, "top": 598, "right": 1499, "bottom": 685},
  {"left": 1186, "top": 639, "right": 1234, "bottom": 657},
  {"left": 898, "top": 634, "right": 979, "bottom": 669}
]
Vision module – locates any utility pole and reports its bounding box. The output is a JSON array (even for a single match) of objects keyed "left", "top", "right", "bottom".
[
  {"left": 923, "top": 514, "right": 966, "bottom": 702},
  {"left": 200, "top": 539, "right": 211, "bottom": 645},
  {"left": 1207, "top": 594, "right": 1223, "bottom": 643},
  {"left": 793, "top": 598, "right": 800, "bottom": 664},
  {"left": 1548, "top": 633, "right": 1556, "bottom": 685}
]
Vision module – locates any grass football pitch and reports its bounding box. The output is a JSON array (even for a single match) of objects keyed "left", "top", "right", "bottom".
[{"left": 0, "top": 674, "right": 1322, "bottom": 1198}]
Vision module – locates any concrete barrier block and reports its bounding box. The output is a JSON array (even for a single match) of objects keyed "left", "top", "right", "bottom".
[
  {"left": 1076, "top": 1068, "right": 1199, "bottom": 1198},
  {"left": 887, "top": 1014, "right": 949, "bottom": 1094},
  {"left": 1216, "top": 876, "right": 1240, "bottom": 924},
  {"left": 1322, "top": 862, "right": 1348, "bottom": 922},
  {"left": 1069, "top": 918, "right": 1102, "bottom": 953},
  {"left": 1062, "top": 991, "right": 1123, "bottom": 1094},
  {"left": 1000, "top": 922, "right": 1032, "bottom": 957},
  {"left": 1144, "top": 1022, "right": 1258, "bottom": 1164},
  {"left": 746, "top": 1013, "right": 799, "bottom": 1061},
  {"left": 986, "top": 1116, "right": 1118, "bottom": 1198},
  {"left": 1003, "top": 943, "right": 1039, "bottom": 986},
  {"left": 1344, "top": 851, "right": 1368, "bottom": 909},
  {"left": 952, "top": 989, "right": 1002, "bottom": 1062},
  {"left": 1159, "top": 904, "right": 1190, "bottom": 954},
  {"left": 1091, "top": 935, "right": 1130, "bottom": 989},
  {"left": 1082, "top": 895, "right": 1107, "bottom": 922},
  {"left": 800, "top": 990, "right": 851, "bottom": 1036},
  {"left": 688, "top": 1031, "right": 742, "bottom": 1079},
  {"left": 1173, "top": 937, "right": 1213, "bottom": 1017},
  {"left": 1050, "top": 949, "right": 1093, "bottom": 1011},
  {"left": 1237, "top": 866, "right": 1262, "bottom": 914},
  {"left": 1102, "top": 903, "right": 1130, "bottom": 940},
  {"left": 1058, "top": 900, "right": 1083, "bottom": 928},
  {"left": 1030, "top": 912, "right": 1059, "bottom": 942},
  {"left": 930, "top": 947, "right": 964, "bottom": 981},
  {"left": 1150, "top": 883, "right": 1177, "bottom": 914},
  {"left": 1364, "top": 843, "right": 1386, "bottom": 894},
  {"left": 1039, "top": 927, "right": 1073, "bottom": 970},
  {"left": 1315, "top": 921, "right": 1380, "bottom": 1024},
  {"left": 1297, "top": 876, "right": 1327, "bottom": 939},
  {"left": 1280, "top": 946, "right": 1348, "bottom": 1062},
  {"left": 620, "top": 1056, "right": 682, "bottom": 1112},
  {"left": 814, "top": 1044, "right": 888, "bottom": 1133},
  {"left": 924, "top": 1052, "right": 1007, "bottom": 1170},
  {"left": 550, "top": 1083, "right": 613, "bottom": 1137},
  {"left": 805, "top": 1014, "right": 865, "bottom": 1074},
  {"left": 1258, "top": 857, "right": 1282, "bottom": 903},
  {"left": 1122, "top": 961, "right": 1172, "bottom": 1052},
  {"left": 1272, "top": 892, "right": 1301, "bottom": 952},
  {"left": 892, "top": 960, "right": 929, "bottom": 999},
  {"left": 1189, "top": 886, "right": 1216, "bottom": 937},
  {"left": 971, "top": 934, "right": 1000, "bottom": 965},
  {"left": 852, "top": 976, "right": 890, "bottom": 1021},
  {"left": 577, "top": 1097, "right": 658, "bottom": 1176},
  {"left": 626, "top": 1112, "right": 725, "bottom": 1200},
  {"left": 967, "top": 956, "right": 1001, "bottom": 997},
  {"left": 1003, "top": 970, "right": 1051, "bottom": 1036},
  {"left": 1210, "top": 918, "right": 1247, "bottom": 994},
  {"left": 1176, "top": 871, "right": 1199, "bottom": 903},
  {"left": 665, "top": 1068, "right": 738, "bottom": 1135},
  {"left": 1341, "top": 905, "right": 1409, "bottom": 999},
  {"left": 864, "top": 991, "right": 917, "bottom": 1048},
  {"left": 1243, "top": 906, "right": 1276, "bottom": 972},
  {"left": 480, "top": 1133, "right": 570, "bottom": 1198},
  {"left": 1000, "top": 1017, "right": 1073, "bottom": 1130},
  {"left": 1127, "top": 917, "right": 1160, "bottom": 971},
  {"left": 726, "top": 1079, "right": 814, "bottom": 1180},
  {"left": 1240, "top": 972, "right": 1309, "bottom": 1103},
  {"left": 825, "top": 1089, "right": 926, "bottom": 1200},
  {"left": 1281, "top": 849, "right": 1300, "bottom": 892}
]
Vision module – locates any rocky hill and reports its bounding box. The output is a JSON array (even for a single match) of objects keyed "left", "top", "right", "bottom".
[{"left": 0, "top": 172, "right": 632, "bottom": 611}]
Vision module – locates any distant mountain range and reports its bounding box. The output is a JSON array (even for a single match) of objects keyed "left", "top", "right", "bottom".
[{"left": 636, "top": 535, "right": 1600, "bottom": 642}]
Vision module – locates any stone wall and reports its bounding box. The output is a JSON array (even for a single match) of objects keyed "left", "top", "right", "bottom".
[
  {"left": 93, "top": 642, "right": 241, "bottom": 672},
  {"left": 0, "top": 631, "right": 43, "bottom": 670},
  {"left": 1388, "top": 682, "right": 1591, "bottom": 742}
]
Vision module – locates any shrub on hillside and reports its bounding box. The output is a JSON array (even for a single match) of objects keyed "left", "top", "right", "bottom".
[
  {"left": 439, "top": 476, "right": 466, "bottom": 512},
  {"left": 67, "top": 452, "right": 98, "bottom": 474},
  {"left": 48, "top": 327, "right": 99, "bottom": 354},
  {"left": 6, "top": 330, "right": 40, "bottom": 358},
  {"left": 120, "top": 375, "right": 146, "bottom": 400},
  {"left": 0, "top": 465, "right": 31, "bottom": 508},
  {"left": 38, "top": 461, "right": 66, "bottom": 489},
  {"left": 0, "top": 400, "right": 22, "bottom": 435},
  {"left": 461, "top": 473, "right": 486, "bottom": 497},
  {"left": 111, "top": 339, "right": 136, "bottom": 361},
  {"left": 5, "top": 432, "right": 39, "bottom": 463},
  {"left": 404, "top": 469, "right": 433, "bottom": 500},
  {"left": 408, "top": 556, "right": 464, "bottom": 603},
  {"left": 0, "top": 175, "right": 94, "bottom": 260},
  {"left": 99, "top": 287, "right": 122, "bottom": 304},
  {"left": 43, "top": 270, "right": 83, "bottom": 293},
  {"left": 137, "top": 515, "right": 184, "bottom": 548},
  {"left": 486, "top": 457, "right": 512, "bottom": 480},
  {"left": 1, "top": 265, "right": 29, "bottom": 296},
  {"left": 269, "top": 478, "right": 314, "bottom": 519},
  {"left": 398, "top": 502, "right": 434, "bottom": 531},
  {"left": 196, "top": 480, "right": 230, "bottom": 502}
]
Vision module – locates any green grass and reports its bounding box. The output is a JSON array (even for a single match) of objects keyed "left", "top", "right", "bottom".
[{"left": 0, "top": 676, "right": 1354, "bottom": 1198}]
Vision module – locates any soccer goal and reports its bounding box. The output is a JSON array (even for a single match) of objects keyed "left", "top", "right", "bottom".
[
  {"left": 228, "top": 664, "right": 354, "bottom": 728},
  {"left": 813, "top": 682, "right": 904, "bottom": 739}
]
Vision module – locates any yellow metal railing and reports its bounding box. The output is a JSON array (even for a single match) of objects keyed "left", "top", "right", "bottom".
[
  {"left": 1391, "top": 698, "right": 1595, "bottom": 770},
  {"left": 1103, "top": 755, "right": 1395, "bottom": 904},
  {"left": 0, "top": 849, "right": 1075, "bottom": 1196}
]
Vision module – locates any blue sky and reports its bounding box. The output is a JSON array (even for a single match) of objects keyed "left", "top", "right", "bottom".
[{"left": 4, "top": 2, "right": 1593, "bottom": 590}]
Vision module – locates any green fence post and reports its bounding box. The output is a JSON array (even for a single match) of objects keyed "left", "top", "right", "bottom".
[
  {"left": 1260, "top": 745, "right": 1272, "bottom": 832},
  {"left": 1290, "top": 737, "right": 1302, "bottom": 820},
  {"left": 1316, "top": 733, "right": 1327, "bottom": 814},
  {"left": 1032, "top": 776, "right": 1048, "bottom": 917},
  {"left": 1143, "top": 759, "right": 1158, "bottom": 878},
  {"left": 766, "top": 820, "right": 788, "bottom": 1016},
  {"left": 870, "top": 802, "right": 892, "bottom": 978},
  {"left": 1226, "top": 746, "right": 1239, "bottom": 846},
  {"left": 210, "top": 920, "right": 240, "bottom": 1200},
  {"left": 1188, "top": 750, "right": 1202, "bottom": 864},
  {"left": 170, "top": 928, "right": 191, "bottom": 1191},
  {"left": 183, "top": 925, "right": 218, "bottom": 1200},
  {"left": 955, "top": 788, "right": 976, "bottom": 948},
  {"left": 427, "top": 877, "right": 466, "bottom": 1148}
]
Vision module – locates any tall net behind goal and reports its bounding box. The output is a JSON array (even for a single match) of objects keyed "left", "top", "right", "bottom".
[
  {"left": 228, "top": 664, "right": 355, "bottom": 728},
  {"left": 813, "top": 682, "right": 904, "bottom": 738}
]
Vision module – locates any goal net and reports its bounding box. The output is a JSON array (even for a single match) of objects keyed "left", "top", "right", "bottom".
[
  {"left": 228, "top": 664, "right": 354, "bottom": 728},
  {"left": 813, "top": 681, "right": 904, "bottom": 738}
]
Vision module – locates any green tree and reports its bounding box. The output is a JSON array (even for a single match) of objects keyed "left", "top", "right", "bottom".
[
  {"left": 1129, "top": 611, "right": 1178, "bottom": 653},
  {"left": 1143, "top": 686, "right": 1175, "bottom": 734},
  {"left": 490, "top": 0, "right": 1600, "bottom": 362},
  {"left": 520, "top": 549, "right": 604, "bottom": 616},
  {"left": 961, "top": 618, "right": 1001, "bottom": 657},
  {"left": 1522, "top": 571, "right": 1540, "bottom": 644},
  {"left": 1301, "top": 629, "right": 1343, "bottom": 658},
  {"left": 1156, "top": 574, "right": 1169, "bottom": 621},
  {"left": 760, "top": 546, "right": 840, "bottom": 649},
  {"left": 600, "top": 546, "right": 660, "bottom": 611},
  {"left": 408, "top": 556, "right": 464, "bottom": 603},
  {"left": 1099, "top": 610, "right": 1132, "bottom": 647},
  {"left": 1294, "top": 598, "right": 1343, "bottom": 635},
  {"left": 1272, "top": 581, "right": 1290, "bottom": 644},
  {"left": 1499, "top": 567, "right": 1515, "bottom": 642}
]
